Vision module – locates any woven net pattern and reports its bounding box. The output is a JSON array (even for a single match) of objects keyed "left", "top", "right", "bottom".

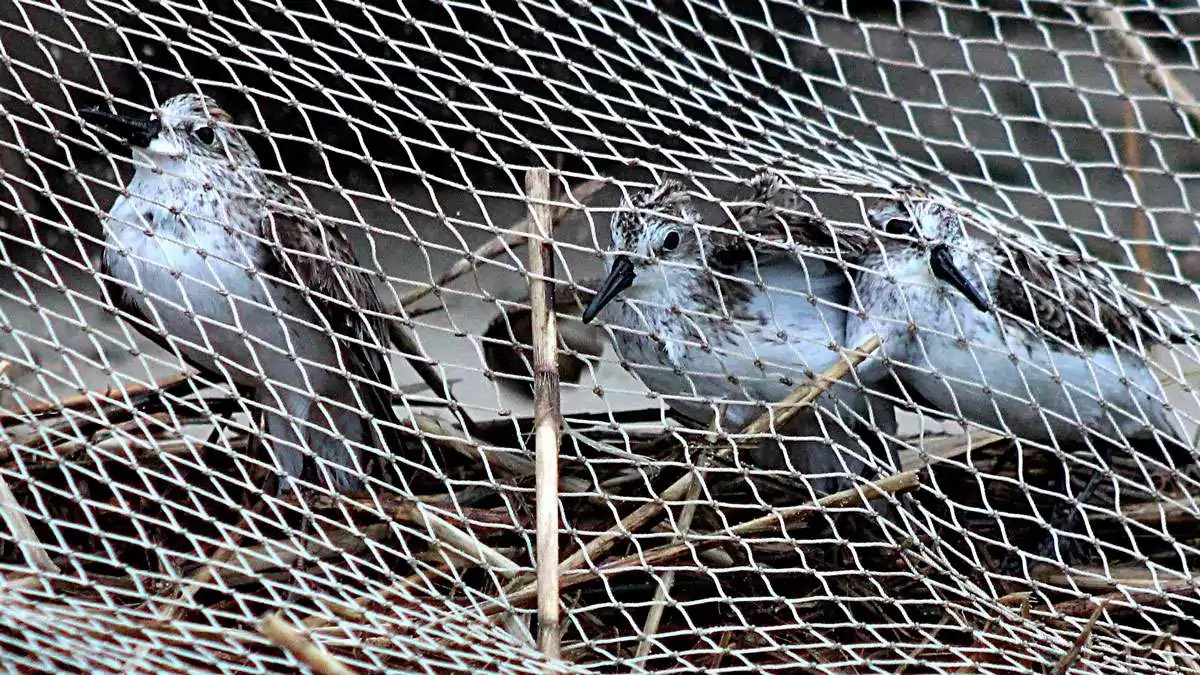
[{"left": 2, "top": 1, "right": 1200, "bottom": 672}]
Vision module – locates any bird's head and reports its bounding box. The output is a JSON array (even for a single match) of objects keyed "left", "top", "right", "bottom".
[
  {"left": 82, "top": 93, "right": 260, "bottom": 171},
  {"left": 582, "top": 180, "right": 704, "bottom": 323},
  {"left": 867, "top": 189, "right": 992, "bottom": 313}
]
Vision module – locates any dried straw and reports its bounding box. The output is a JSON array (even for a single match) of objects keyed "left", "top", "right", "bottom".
[{"left": 526, "top": 167, "right": 564, "bottom": 659}]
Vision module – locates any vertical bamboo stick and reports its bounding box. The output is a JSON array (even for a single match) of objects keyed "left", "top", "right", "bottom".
[{"left": 526, "top": 168, "right": 562, "bottom": 660}]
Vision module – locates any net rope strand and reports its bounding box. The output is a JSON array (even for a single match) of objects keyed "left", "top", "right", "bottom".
[{"left": 1, "top": 1, "right": 1199, "bottom": 673}]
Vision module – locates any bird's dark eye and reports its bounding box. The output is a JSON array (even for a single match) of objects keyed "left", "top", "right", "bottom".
[
  {"left": 661, "top": 231, "right": 681, "bottom": 252},
  {"left": 884, "top": 218, "right": 914, "bottom": 235},
  {"left": 193, "top": 126, "right": 216, "bottom": 145}
]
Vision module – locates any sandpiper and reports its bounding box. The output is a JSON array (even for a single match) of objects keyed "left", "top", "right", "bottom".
[
  {"left": 846, "top": 187, "right": 1188, "bottom": 451},
  {"left": 581, "top": 173, "right": 897, "bottom": 493},
  {"left": 81, "top": 93, "right": 416, "bottom": 494},
  {"left": 844, "top": 187, "right": 1193, "bottom": 561}
]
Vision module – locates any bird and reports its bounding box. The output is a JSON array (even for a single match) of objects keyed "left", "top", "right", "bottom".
[
  {"left": 842, "top": 186, "right": 1193, "bottom": 561},
  {"left": 581, "top": 172, "right": 898, "bottom": 495},
  {"left": 80, "top": 93, "right": 417, "bottom": 495}
]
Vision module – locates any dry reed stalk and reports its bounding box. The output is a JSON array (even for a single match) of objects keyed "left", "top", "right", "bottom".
[
  {"left": 167, "top": 500, "right": 269, "bottom": 619},
  {"left": 502, "top": 335, "right": 883, "bottom": 605},
  {"left": 259, "top": 613, "right": 358, "bottom": 675},
  {"left": 411, "top": 414, "right": 537, "bottom": 478},
  {"left": 399, "top": 179, "right": 606, "bottom": 309},
  {"left": 1119, "top": 498, "right": 1198, "bottom": 525},
  {"left": 526, "top": 167, "right": 563, "bottom": 659},
  {"left": 1034, "top": 565, "right": 1186, "bottom": 593},
  {"left": 738, "top": 335, "right": 882, "bottom": 437},
  {"left": 0, "top": 361, "right": 60, "bottom": 575}
]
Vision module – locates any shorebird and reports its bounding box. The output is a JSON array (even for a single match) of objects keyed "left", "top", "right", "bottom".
[
  {"left": 581, "top": 173, "right": 897, "bottom": 494},
  {"left": 844, "top": 187, "right": 1193, "bottom": 561},
  {"left": 846, "top": 188, "right": 1189, "bottom": 450},
  {"left": 80, "top": 93, "right": 416, "bottom": 494}
]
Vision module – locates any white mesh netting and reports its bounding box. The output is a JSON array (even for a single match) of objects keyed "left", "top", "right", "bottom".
[{"left": 3, "top": 0, "right": 1200, "bottom": 672}]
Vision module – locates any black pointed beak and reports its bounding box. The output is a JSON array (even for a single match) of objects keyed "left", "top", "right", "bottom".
[
  {"left": 929, "top": 244, "right": 991, "bottom": 313},
  {"left": 80, "top": 107, "right": 162, "bottom": 147},
  {"left": 582, "top": 256, "right": 636, "bottom": 324}
]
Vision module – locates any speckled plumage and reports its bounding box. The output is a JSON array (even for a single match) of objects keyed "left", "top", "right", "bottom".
[
  {"left": 846, "top": 189, "right": 1188, "bottom": 452},
  {"left": 86, "top": 93, "right": 413, "bottom": 493},
  {"left": 590, "top": 173, "right": 896, "bottom": 493}
]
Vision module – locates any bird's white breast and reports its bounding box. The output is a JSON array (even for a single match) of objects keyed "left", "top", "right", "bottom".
[
  {"left": 605, "top": 255, "right": 859, "bottom": 426},
  {"left": 848, "top": 248, "right": 1180, "bottom": 444},
  {"left": 103, "top": 169, "right": 336, "bottom": 390}
]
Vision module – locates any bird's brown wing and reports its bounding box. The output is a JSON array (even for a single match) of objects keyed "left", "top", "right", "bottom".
[
  {"left": 709, "top": 171, "right": 868, "bottom": 270},
  {"left": 260, "top": 205, "right": 416, "bottom": 466},
  {"left": 992, "top": 240, "right": 1192, "bottom": 350}
]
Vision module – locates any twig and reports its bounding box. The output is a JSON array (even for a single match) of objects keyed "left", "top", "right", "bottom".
[
  {"left": 396, "top": 504, "right": 523, "bottom": 578},
  {"left": 718, "top": 468, "right": 919, "bottom": 537},
  {"left": 0, "top": 361, "right": 59, "bottom": 575},
  {"left": 1034, "top": 565, "right": 1185, "bottom": 593},
  {"left": 1053, "top": 576, "right": 1200, "bottom": 619},
  {"left": 1050, "top": 601, "right": 1106, "bottom": 675},
  {"left": 527, "top": 167, "right": 563, "bottom": 659},
  {"left": 492, "top": 468, "right": 919, "bottom": 614},
  {"left": 259, "top": 613, "right": 358, "bottom": 675},
  {"left": 0, "top": 370, "right": 195, "bottom": 427},
  {"left": 707, "top": 630, "right": 734, "bottom": 671},
  {"left": 552, "top": 473, "right": 697, "bottom": 576},
  {"left": 399, "top": 178, "right": 606, "bottom": 309},
  {"left": 1088, "top": 5, "right": 1200, "bottom": 130},
  {"left": 501, "top": 336, "right": 882, "bottom": 605},
  {"left": 738, "top": 335, "right": 882, "bottom": 436},
  {"left": 635, "top": 458, "right": 703, "bottom": 659},
  {"left": 636, "top": 412, "right": 722, "bottom": 660},
  {"left": 1118, "top": 498, "right": 1198, "bottom": 525}
]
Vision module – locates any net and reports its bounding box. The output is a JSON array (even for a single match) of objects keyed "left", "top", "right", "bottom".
[{"left": 2, "top": 1, "right": 1200, "bottom": 672}]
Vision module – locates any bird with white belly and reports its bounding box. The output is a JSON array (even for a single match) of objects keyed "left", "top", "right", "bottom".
[{"left": 81, "top": 93, "right": 418, "bottom": 495}]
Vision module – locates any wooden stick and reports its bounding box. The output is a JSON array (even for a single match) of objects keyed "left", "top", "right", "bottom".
[
  {"left": 399, "top": 178, "right": 606, "bottom": 309},
  {"left": 0, "top": 361, "right": 60, "bottom": 575},
  {"left": 1089, "top": 6, "right": 1200, "bottom": 129},
  {"left": 411, "top": 414, "right": 536, "bottom": 478},
  {"left": 259, "top": 613, "right": 358, "bottom": 675},
  {"left": 168, "top": 500, "right": 269, "bottom": 619},
  {"left": 526, "top": 168, "right": 563, "bottom": 659}
]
